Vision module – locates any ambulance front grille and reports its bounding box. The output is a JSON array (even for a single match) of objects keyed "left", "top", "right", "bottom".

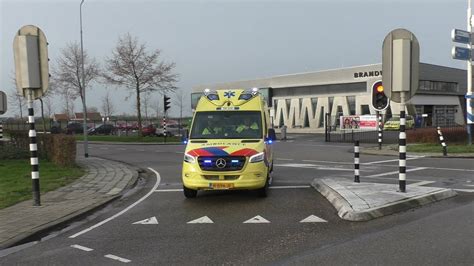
[{"left": 198, "top": 156, "right": 246, "bottom": 171}]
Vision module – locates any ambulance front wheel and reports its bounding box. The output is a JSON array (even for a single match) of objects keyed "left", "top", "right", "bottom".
[{"left": 184, "top": 186, "right": 197, "bottom": 198}]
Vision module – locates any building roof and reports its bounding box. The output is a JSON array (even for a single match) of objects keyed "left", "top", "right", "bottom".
[
  {"left": 74, "top": 112, "right": 102, "bottom": 121},
  {"left": 53, "top": 113, "right": 69, "bottom": 121}
]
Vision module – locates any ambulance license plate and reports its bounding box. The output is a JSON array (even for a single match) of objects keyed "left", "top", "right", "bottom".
[{"left": 210, "top": 183, "right": 234, "bottom": 189}]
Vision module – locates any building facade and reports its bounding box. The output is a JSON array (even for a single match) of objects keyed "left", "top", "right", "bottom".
[{"left": 192, "top": 63, "right": 467, "bottom": 132}]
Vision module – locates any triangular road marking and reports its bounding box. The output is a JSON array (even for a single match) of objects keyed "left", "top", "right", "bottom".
[
  {"left": 187, "top": 216, "right": 214, "bottom": 224},
  {"left": 300, "top": 215, "right": 327, "bottom": 223},
  {"left": 243, "top": 215, "right": 270, "bottom": 224},
  {"left": 132, "top": 216, "right": 158, "bottom": 224}
]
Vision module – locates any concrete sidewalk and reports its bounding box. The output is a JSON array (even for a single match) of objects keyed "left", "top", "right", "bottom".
[
  {"left": 0, "top": 157, "right": 139, "bottom": 249},
  {"left": 312, "top": 177, "right": 457, "bottom": 221}
]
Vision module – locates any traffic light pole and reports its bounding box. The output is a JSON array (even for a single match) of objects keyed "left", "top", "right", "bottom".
[
  {"left": 467, "top": 1, "right": 473, "bottom": 145},
  {"left": 399, "top": 94, "right": 407, "bottom": 193}
]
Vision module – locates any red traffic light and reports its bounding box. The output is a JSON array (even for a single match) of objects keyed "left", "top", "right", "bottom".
[{"left": 371, "top": 81, "right": 389, "bottom": 111}]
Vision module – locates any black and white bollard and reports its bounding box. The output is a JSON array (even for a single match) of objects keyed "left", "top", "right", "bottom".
[
  {"left": 437, "top": 127, "right": 448, "bottom": 156},
  {"left": 27, "top": 90, "right": 41, "bottom": 206},
  {"left": 163, "top": 116, "right": 167, "bottom": 143},
  {"left": 377, "top": 112, "right": 383, "bottom": 150},
  {"left": 0, "top": 121, "right": 3, "bottom": 141},
  {"left": 399, "top": 111, "right": 407, "bottom": 193},
  {"left": 354, "top": 140, "right": 360, "bottom": 183}
]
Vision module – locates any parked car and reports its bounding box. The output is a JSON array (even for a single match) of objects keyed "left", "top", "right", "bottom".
[
  {"left": 88, "top": 124, "right": 116, "bottom": 135},
  {"left": 383, "top": 115, "right": 415, "bottom": 131},
  {"left": 142, "top": 124, "right": 157, "bottom": 137},
  {"left": 66, "top": 122, "right": 84, "bottom": 135},
  {"left": 155, "top": 124, "right": 181, "bottom": 137}
]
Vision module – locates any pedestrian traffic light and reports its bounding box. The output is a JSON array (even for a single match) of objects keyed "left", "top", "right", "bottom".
[
  {"left": 371, "top": 80, "right": 389, "bottom": 111},
  {"left": 164, "top": 95, "right": 171, "bottom": 112}
]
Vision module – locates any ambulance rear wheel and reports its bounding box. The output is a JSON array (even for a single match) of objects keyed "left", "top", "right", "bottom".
[{"left": 184, "top": 186, "right": 197, "bottom": 198}]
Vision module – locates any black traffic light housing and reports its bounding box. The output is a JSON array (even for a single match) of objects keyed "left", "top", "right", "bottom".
[
  {"left": 164, "top": 95, "right": 171, "bottom": 112},
  {"left": 371, "top": 80, "right": 389, "bottom": 111}
]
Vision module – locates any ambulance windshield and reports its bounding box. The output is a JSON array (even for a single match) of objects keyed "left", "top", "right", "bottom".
[{"left": 190, "top": 111, "right": 262, "bottom": 139}]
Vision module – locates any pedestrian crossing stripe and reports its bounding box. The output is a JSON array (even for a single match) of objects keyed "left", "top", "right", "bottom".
[
  {"left": 133, "top": 217, "right": 158, "bottom": 224},
  {"left": 243, "top": 215, "right": 270, "bottom": 223},
  {"left": 299, "top": 215, "right": 327, "bottom": 223},
  {"left": 187, "top": 216, "right": 214, "bottom": 224}
]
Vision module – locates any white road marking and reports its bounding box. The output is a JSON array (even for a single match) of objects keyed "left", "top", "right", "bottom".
[
  {"left": 410, "top": 181, "right": 436, "bottom": 186},
  {"left": 296, "top": 144, "right": 350, "bottom": 148},
  {"left": 454, "top": 189, "right": 474, "bottom": 193},
  {"left": 365, "top": 157, "right": 423, "bottom": 165},
  {"left": 276, "top": 158, "right": 294, "bottom": 161},
  {"left": 243, "top": 215, "right": 270, "bottom": 224},
  {"left": 300, "top": 215, "right": 327, "bottom": 223},
  {"left": 302, "top": 160, "right": 353, "bottom": 165},
  {"left": 187, "top": 216, "right": 214, "bottom": 224},
  {"left": 269, "top": 185, "right": 310, "bottom": 189},
  {"left": 69, "top": 167, "right": 161, "bottom": 238},
  {"left": 464, "top": 184, "right": 474, "bottom": 187},
  {"left": 275, "top": 163, "right": 354, "bottom": 171},
  {"left": 428, "top": 167, "right": 474, "bottom": 172},
  {"left": 133, "top": 217, "right": 158, "bottom": 224},
  {"left": 70, "top": 244, "right": 93, "bottom": 252},
  {"left": 155, "top": 189, "right": 184, "bottom": 192},
  {"left": 105, "top": 254, "right": 131, "bottom": 263},
  {"left": 366, "top": 167, "right": 428, "bottom": 178}
]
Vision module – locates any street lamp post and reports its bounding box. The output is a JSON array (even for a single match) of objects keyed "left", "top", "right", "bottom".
[
  {"left": 80, "top": 0, "right": 89, "bottom": 157},
  {"left": 467, "top": 0, "right": 474, "bottom": 145}
]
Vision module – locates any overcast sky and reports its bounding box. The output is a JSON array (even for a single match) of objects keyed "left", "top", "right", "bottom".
[{"left": 0, "top": 0, "right": 468, "bottom": 118}]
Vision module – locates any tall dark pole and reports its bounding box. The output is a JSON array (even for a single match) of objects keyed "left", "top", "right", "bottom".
[{"left": 80, "top": 0, "right": 89, "bottom": 158}]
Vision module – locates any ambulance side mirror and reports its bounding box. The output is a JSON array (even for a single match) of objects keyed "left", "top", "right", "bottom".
[{"left": 267, "top": 128, "right": 276, "bottom": 142}]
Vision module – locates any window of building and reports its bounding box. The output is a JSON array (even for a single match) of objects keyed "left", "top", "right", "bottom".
[{"left": 361, "top": 105, "right": 370, "bottom": 115}]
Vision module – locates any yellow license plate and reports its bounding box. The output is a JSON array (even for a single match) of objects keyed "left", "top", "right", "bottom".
[{"left": 210, "top": 183, "right": 234, "bottom": 189}]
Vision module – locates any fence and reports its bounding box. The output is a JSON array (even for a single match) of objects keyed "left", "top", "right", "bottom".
[
  {"left": 2, "top": 118, "right": 188, "bottom": 137},
  {"left": 325, "top": 113, "right": 472, "bottom": 144}
]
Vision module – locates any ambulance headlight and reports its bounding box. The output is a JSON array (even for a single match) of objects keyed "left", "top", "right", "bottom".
[
  {"left": 249, "top": 152, "right": 265, "bottom": 163},
  {"left": 184, "top": 154, "right": 196, "bottom": 163}
]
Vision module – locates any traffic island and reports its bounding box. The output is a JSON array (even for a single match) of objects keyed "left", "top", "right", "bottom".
[{"left": 311, "top": 177, "right": 457, "bottom": 221}]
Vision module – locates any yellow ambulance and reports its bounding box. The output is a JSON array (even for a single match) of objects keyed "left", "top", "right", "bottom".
[{"left": 182, "top": 88, "right": 276, "bottom": 198}]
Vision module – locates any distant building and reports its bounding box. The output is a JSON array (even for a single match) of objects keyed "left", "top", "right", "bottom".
[
  {"left": 73, "top": 112, "right": 102, "bottom": 122},
  {"left": 52, "top": 113, "right": 69, "bottom": 122},
  {"left": 192, "top": 63, "right": 466, "bottom": 132}
]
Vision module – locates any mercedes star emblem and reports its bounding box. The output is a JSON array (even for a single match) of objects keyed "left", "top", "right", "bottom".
[{"left": 215, "top": 158, "right": 227, "bottom": 168}]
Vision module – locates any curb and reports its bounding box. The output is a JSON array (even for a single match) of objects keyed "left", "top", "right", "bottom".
[
  {"left": 0, "top": 157, "right": 141, "bottom": 250},
  {"left": 311, "top": 179, "right": 458, "bottom": 222},
  {"left": 0, "top": 195, "right": 120, "bottom": 250}
]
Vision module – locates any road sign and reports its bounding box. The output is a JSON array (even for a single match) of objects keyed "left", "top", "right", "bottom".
[
  {"left": 382, "top": 28, "right": 420, "bottom": 103},
  {"left": 451, "top": 29, "right": 471, "bottom": 44},
  {"left": 452, "top": 46, "right": 472, "bottom": 60},
  {"left": 13, "top": 25, "right": 49, "bottom": 99},
  {"left": 0, "top": 91, "right": 6, "bottom": 115}
]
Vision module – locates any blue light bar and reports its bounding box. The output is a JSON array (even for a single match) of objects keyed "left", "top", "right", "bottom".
[
  {"left": 207, "top": 94, "right": 219, "bottom": 101},
  {"left": 231, "top": 160, "right": 239, "bottom": 163},
  {"left": 204, "top": 160, "right": 212, "bottom": 164}
]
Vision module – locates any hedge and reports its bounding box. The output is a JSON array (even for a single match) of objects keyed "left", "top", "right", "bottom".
[
  {"left": 407, "top": 127, "right": 468, "bottom": 144},
  {"left": 1, "top": 130, "right": 76, "bottom": 167}
]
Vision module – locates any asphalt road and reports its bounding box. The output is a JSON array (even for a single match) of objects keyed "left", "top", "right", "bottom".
[{"left": 1, "top": 136, "right": 473, "bottom": 265}]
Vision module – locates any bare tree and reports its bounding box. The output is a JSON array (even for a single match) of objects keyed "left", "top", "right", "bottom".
[
  {"left": 173, "top": 89, "right": 187, "bottom": 134},
  {"left": 58, "top": 86, "right": 77, "bottom": 117},
  {"left": 43, "top": 95, "right": 55, "bottom": 118},
  {"left": 7, "top": 87, "right": 26, "bottom": 119},
  {"left": 103, "top": 33, "right": 178, "bottom": 135},
  {"left": 53, "top": 42, "right": 100, "bottom": 121},
  {"left": 101, "top": 89, "right": 115, "bottom": 117},
  {"left": 152, "top": 95, "right": 162, "bottom": 119}
]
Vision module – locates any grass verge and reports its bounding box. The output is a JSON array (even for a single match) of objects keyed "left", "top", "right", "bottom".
[
  {"left": 407, "top": 143, "right": 474, "bottom": 153},
  {"left": 75, "top": 135, "right": 181, "bottom": 143},
  {"left": 0, "top": 160, "right": 84, "bottom": 209}
]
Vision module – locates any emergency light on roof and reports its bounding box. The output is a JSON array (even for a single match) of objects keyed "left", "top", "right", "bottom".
[
  {"left": 204, "top": 88, "right": 211, "bottom": 95},
  {"left": 238, "top": 93, "right": 253, "bottom": 100},
  {"left": 251, "top": 87, "right": 259, "bottom": 95}
]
